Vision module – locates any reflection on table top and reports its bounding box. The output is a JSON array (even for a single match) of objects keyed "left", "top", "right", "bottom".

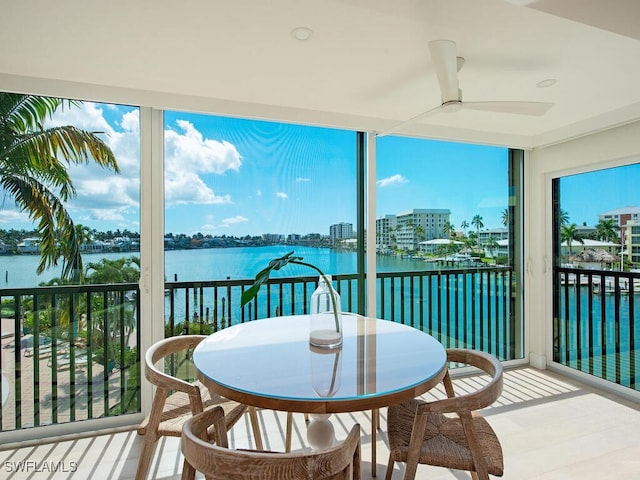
[{"left": 194, "top": 314, "right": 447, "bottom": 414}]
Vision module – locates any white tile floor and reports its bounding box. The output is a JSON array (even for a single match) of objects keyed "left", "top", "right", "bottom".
[{"left": 1, "top": 367, "right": 639, "bottom": 479}]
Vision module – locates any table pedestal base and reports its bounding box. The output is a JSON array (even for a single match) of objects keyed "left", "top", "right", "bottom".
[{"left": 306, "top": 413, "right": 336, "bottom": 449}]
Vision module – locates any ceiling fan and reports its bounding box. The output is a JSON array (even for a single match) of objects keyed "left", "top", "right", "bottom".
[{"left": 378, "top": 39, "right": 554, "bottom": 137}]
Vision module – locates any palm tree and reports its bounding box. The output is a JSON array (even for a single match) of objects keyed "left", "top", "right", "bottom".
[
  {"left": 501, "top": 208, "right": 510, "bottom": 227},
  {"left": 471, "top": 214, "right": 484, "bottom": 248},
  {"left": 594, "top": 218, "right": 620, "bottom": 243},
  {"left": 485, "top": 236, "right": 499, "bottom": 259},
  {"left": 460, "top": 220, "right": 469, "bottom": 235},
  {"left": 442, "top": 221, "right": 455, "bottom": 239},
  {"left": 561, "top": 223, "right": 584, "bottom": 254},
  {"left": 559, "top": 208, "right": 570, "bottom": 225},
  {"left": 471, "top": 214, "right": 484, "bottom": 233},
  {"left": 58, "top": 224, "right": 94, "bottom": 282},
  {"left": 0, "top": 93, "right": 118, "bottom": 280}
]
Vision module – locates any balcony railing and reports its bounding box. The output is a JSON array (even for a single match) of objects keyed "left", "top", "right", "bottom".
[
  {"left": 163, "top": 267, "right": 518, "bottom": 361},
  {"left": 0, "top": 284, "right": 140, "bottom": 433},
  {"left": 2, "top": 264, "right": 638, "bottom": 435},
  {"left": 555, "top": 266, "right": 640, "bottom": 390}
]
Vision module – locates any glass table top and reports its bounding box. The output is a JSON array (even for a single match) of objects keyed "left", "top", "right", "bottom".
[{"left": 194, "top": 314, "right": 446, "bottom": 411}]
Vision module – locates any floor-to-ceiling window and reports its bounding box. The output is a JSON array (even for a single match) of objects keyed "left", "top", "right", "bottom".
[
  {"left": 0, "top": 93, "right": 141, "bottom": 433},
  {"left": 162, "top": 112, "right": 358, "bottom": 332},
  {"left": 374, "top": 135, "right": 522, "bottom": 360},
  {"left": 553, "top": 163, "right": 640, "bottom": 390}
]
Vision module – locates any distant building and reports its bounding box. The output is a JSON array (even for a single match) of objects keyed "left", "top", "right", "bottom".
[
  {"left": 80, "top": 240, "right": 112, "bottom": 253},
  {"left": 376, "top": 214, "right": 398, "bottom": 250},
  {"left": 17, "top": 238, "right": 40, "bottom": 254},
  {"left": 477, "top": 228, "right": 509, "bottom": 246},
  {"left": 396, "top": 209, "right": 451, "bottom": 251},
  {"left": 575, "top": 224, "right": 596, "bottom": 238},
  {"left": 419, "top": 238, "right": 462, "bottom": 254},
  {"left": 495, "top": 239, "right": 510, "bottom": 258},
  {"left": 599, "top": 206, "right": 640, "bottom": 247},
  {"left": 262, "top": 233, "right": 284, "bottom": 244},
  {"left": 560, "top": 238, "right": 619, "bottom": 256},
  {"left": 623, "top": 220, "right": 640, "bottom": 265},
  {"left": 329, "top": 223, "right": 354, "bottom": 244}
]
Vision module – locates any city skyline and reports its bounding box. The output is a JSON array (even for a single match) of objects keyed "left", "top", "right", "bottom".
[{"left": 0, "top": 100, "right": 637, "bottom": 238}]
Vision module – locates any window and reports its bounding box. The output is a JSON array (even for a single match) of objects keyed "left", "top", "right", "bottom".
[
  {"left": 374, "top": 136, "right": 521, "bottom": 359},
  {"left": 553, "top": 163, "right": 640, "bottom": 390},
  {"left": 162, "top": 112, "right": 358, "bottom": 331},
  {"left": 0, "top": 92, "right": 141, "bottom": 430}
]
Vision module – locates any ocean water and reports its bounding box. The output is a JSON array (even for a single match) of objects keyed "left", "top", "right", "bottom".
[{"left": 0, "top": 245, "right": 433, "bottom": 289}]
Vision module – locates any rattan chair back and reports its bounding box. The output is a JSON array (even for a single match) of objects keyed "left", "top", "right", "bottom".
[
  {"left": 385, "top": 348, "right": 504, "bottom": 480},
  {"left": 182, "top": 406, "right": 361, "bottom": 480}
]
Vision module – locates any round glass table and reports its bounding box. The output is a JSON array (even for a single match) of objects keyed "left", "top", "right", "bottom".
[
  {"left": 194, "top": 314, "right": 446, "bottom": 414},
  {"left": 194, "top": 314, "right": 446, "bottom": 473}
]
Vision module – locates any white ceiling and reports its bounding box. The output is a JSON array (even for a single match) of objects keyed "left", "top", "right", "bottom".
[{"left": 1, "top": 0, "right": 640, "bottom": 149}]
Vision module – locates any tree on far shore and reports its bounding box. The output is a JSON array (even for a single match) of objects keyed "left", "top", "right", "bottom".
[
  {"left": 561, "top": 223, "right": 584, "bottom": 254},
  {"left": 471, "top": 214, "right": 484, "bottom": 247},
  {"left": 594, "top": 218, "right": 620, "bottom": 243},
  {"left": 501, "top": 208, "right": 510, "bottom": 227},
  {"left": 0, "top": 93, "right": 119, "bottom": 282}
]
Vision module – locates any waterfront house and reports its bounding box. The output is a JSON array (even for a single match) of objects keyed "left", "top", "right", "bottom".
[
  {"left": 419, "top": 238, "right": 463, "bottom": 255},
  {"left": 2, "top": 2, "right": 640, "bottom": 479},
  {"left": 560, "top": 238, "right": 620, "bottom": 257},
  {"left": 16, "top": 238, "right": 40, "bottom": 254},
  {"left": 80, "top": 240, "right": 113, "bottom": 254}
]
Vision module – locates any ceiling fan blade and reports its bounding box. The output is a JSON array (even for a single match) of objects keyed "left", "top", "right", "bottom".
[
  {"left": 462, "top": 101, "right": 554, "bottom": 116},
  {"left": 428, "top": 40, "right": 459, "bottom": 103},
  {"left": 377, "top": 105, "right": 442, "bottom": 137}
]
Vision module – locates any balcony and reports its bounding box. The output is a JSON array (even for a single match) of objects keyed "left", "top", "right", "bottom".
[
  {"left": 1, "top": 365, "right": 639, "bottom": 479},
  {"left": 1, "top": 267, "right": 639, "bottom": 478}
]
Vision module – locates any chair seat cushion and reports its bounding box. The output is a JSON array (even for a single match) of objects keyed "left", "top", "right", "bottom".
[
  {"left": 137, "top": 381, "right": 246, "bottom": 437},
  {"left": 387, "top": 398, "right": 503, "bottom": 476}
]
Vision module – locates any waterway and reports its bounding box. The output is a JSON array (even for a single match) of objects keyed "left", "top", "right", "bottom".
[{"left": 0, "top": 245, "right": 439, "bottom": 289}]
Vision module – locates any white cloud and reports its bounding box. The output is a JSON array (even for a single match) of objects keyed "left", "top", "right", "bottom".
[
  {"left": 77, "top": 208, "right": 127, "bottom": 223},
  {"left": 276, "top": 192, "right": 288, "bottom": 199},
  {"left": 296, "top": 177, "right": 311, "bottom": 182},
  {"left": 163, "top": 119, "right": 242, "bottom": 206},
  {"left": 221, "top": 216, "right": 248, "bottom": 226},
  {"left": 0, "top": 209, "right": 31, "bottom": 224},
  {"left": 165, "top": 120, "right": 241, "bottom": 175},
  {"left": 46, "top": 101, "right": 115, "bottom": 135},
  {"left": 120, "top": 109, "right": 139, "bottom": 133},
  {"left": 165, "top": 172, "right": 232, "bottom": 205},
  {"left": 377, "top": 174, "right": 408, "bottom": 188}
]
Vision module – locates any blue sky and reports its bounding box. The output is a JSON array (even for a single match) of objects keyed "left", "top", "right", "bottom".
[
  {"left": 0, "top": 101, "right": 638, "bottom": 237},
  {"left": 559, "top": 164, "right": 640, "bottom": 226}
]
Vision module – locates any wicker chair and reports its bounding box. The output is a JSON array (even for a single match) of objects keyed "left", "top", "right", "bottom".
[
  {"left": 181, "top": 406, "right": 361, "bottom": 480},
  {"left": 385, "top": 348, "right": 504, "bottom": 480},
  {"left": 135, "top": 335, "right": 262, "bottom": 480}
]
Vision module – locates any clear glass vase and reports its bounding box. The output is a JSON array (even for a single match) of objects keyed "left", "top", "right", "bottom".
[{"left": 309, "top": 275, "right": 343, "bottom": 348}]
